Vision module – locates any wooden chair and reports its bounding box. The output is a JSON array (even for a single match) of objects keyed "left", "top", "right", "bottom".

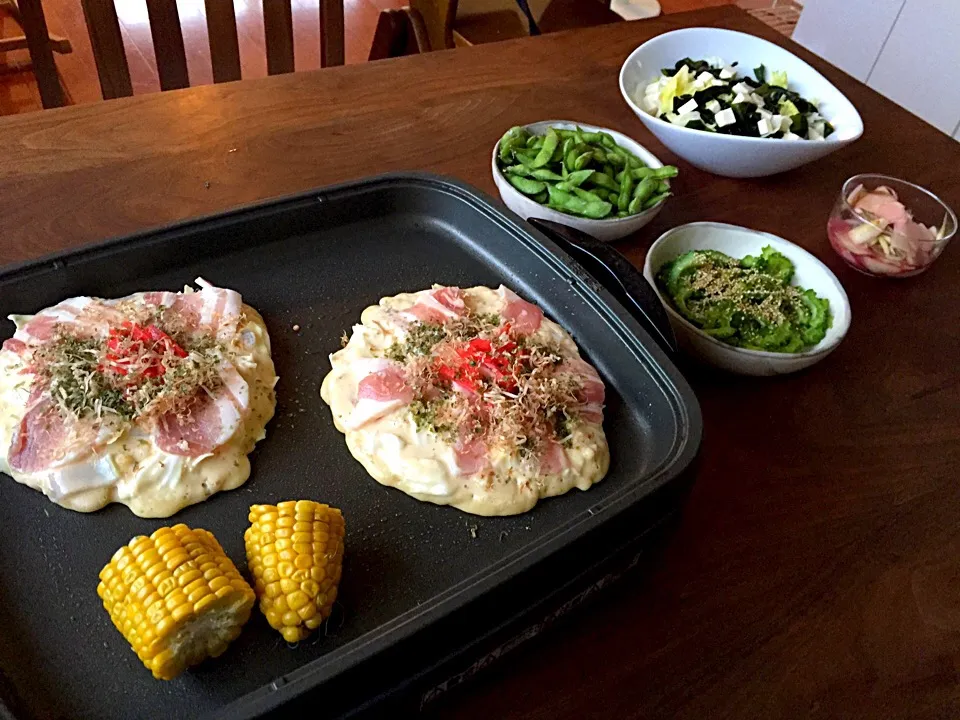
[
  {"left": 412, "top": 0, "right": 527, "bottom": 50},
  {"left": 80, "top": 0, "right": 345, "bottom": 100},
  {"left": 368, "top": 0, "right": 621, "bottom": 60},
  {"left": 0, "top": 0, "right": 72, "bottom": 108},
  {"left": 369, "top": 8, "right": 431, "bottom": 60}
]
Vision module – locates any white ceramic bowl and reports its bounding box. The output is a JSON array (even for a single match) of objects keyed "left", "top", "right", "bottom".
[
  {"left": 618, "top": 28, "right": 864, "bottom": 178},
  {"left": 643, "top": 222, "right": 851, "bottom": 375},
  {"left": 492, "top": 120, "right": 669, "bottom": 242}
]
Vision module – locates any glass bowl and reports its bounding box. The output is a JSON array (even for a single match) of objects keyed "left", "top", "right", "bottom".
[{"left": 827, "top": 174, "right": 956, "bottom": 278}]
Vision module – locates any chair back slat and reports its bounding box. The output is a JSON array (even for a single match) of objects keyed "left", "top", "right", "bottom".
[
  {"left": 83, "top": 0, "right": 345, "bottom": 100},
  {"left": 320, "top": 0, "right": 345, "bottom": 67},
  {"left": 145, "top": 0, "right": 189, "bottom": 91},
  {"left": 204, "top": 0, "right": 242, "bottom": 83},
  {"left": 263, "top": 0, "right": 295, "bottom": 75},
  {"left": 80, "top": 0, "right": 133, "bottom": 99}
]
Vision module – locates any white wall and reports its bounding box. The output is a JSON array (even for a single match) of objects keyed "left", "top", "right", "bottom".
[
  {"left": 793, "top": 0, "right": 905, "bottom": 82},
  {"left": 866, "top": 0, "right": 960, "bottom": 135},
  {"left": 793, "top": 0, "right": 960, "bottom": 140}
]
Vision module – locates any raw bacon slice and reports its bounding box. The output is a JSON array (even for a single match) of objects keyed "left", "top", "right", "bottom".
[
  {"left": 15, "top": 314, "right": 59, "bottom": 343},
  {"left": 195, "top": 278, "right": 243, "bottom": 340},
  {"left": 454, "top": 436, "right": 488, "bottom": 476},
  {"left": 7, "top": 379, "right": 103, "bottom": 473},
  {"left": 358, "top": 365, "right": 412, "bottom": 402},
  {"left": 498, "top": 285, "right": 543, "bottom": 335},
  {"left": 149, "top": 280, "right": 242, "bottom": 340},
  {"left": 2, "top": 338, "right": 27, "bottom": 355},
  {"left": 539, "top": 439, "right": 569, "bottom": 475},
  {"left": 141, "top": 291, "right": 180, "bottom": 309},
  {"left": 218, "top": 363, "right": 250, "bottom": 414},
  {"left": 164, "top": 292, "right": 204, "bottom": 331},
  {"left": 344, "top": 363, "right": 413, "bottom": 430},
  {"left": 154, "top": 392, "right": 227, "bottom": 456},
  {"left": 402, "top": 287, "right": 466, "bottom": 324},
  {"left": 152, "top": 362, "right": 249, "bottom": 456},
  {"left": 563, "top": 357, "right": 605, "bottom": 424},
  {"left": 9, "top": 279, "right": 240, "bottom": 350},
  {"left": 10, "top": 297, "right": 131, "bottom": 346},
  {"left": 8, "top": 396, "right": 69, "bottom": 473}
]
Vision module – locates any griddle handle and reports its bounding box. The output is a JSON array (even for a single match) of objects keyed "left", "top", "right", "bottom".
[{"left": 528, "top": 218, "right": 677, "bottom": 356}]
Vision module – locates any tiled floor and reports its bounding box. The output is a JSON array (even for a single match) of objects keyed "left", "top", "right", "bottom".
[{"left": 0, "top": 0, "right": 798, "bottom": 115}]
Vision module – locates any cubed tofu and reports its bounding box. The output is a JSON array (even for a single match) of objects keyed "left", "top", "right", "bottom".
[
  {"left": 714, "top": 108, "right": 736, "bottom": 127},
  {"left": 695, "top": 71, "right": 716, "bottom": 87}
]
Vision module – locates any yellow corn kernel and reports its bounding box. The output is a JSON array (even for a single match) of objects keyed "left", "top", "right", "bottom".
[
  {"left": 245, "top": 500, "right": 345, "bottom": 643},
  {"left": 97, "top": 524, "right": 256, "bottom": 681}
]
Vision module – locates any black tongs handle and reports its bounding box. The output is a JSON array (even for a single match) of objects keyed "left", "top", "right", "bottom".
[{"left": 529, "top": 218, "right": 677, "bottom": 356}]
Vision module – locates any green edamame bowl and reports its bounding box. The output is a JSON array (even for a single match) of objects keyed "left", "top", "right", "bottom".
[{"left": 492, "top": 120, "right": 671, "bottom": 242}]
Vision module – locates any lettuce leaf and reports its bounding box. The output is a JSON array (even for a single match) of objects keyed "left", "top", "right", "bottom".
[
  {"left": 658, "top": 65, "right": 696, "bottom": 114},
  {"left": 779, "top": 99, "right": 800, "bottom": 117}
]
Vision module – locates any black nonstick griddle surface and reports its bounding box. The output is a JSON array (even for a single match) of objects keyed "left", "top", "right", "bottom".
[{"left": 0, "top": 174, "right": 699, "bottom": 720}]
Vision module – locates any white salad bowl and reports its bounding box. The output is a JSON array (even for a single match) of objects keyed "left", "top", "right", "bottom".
[
  {"left": 618, "top": 28, "right": 864, "bottom": 178},
  {"left": 643, "top": 222, "right": 851, "bottom": 375},
  {"left": 492, "top": 120, "right": 669, "bottom": 243}
]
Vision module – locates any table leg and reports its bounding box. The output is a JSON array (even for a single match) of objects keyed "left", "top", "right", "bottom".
[{"left": 16, "top": 0, "right": 65, "bottom": 108}]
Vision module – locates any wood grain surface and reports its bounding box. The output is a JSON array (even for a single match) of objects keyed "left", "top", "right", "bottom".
[{"left": 1, "top": 6, "right": 959, "bottom": 718}]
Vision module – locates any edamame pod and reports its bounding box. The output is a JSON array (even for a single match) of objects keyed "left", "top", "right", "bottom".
[
  {"left": 547, "top": 186, "right": 611, "bottom": 219},
  {"left": 508, "top": 175, "right": 546, "bottom": 195},
  {"left": 531, "top": 129, "right": 559, "bottom": 168},
  {"left": 573, "top": 152, "right": 593, "bottom": 171},
  {"left": 572, "top": 186, "right": 605, "bottom": 203},
  {"left": 564, "top": 169, "right": 595, "bottom": 187},
  {"left": 591, "top": 172, "right": 619, "bottom": 191},
  {"left": 496, "top": 124, "right": 678, "bottom": 220},
  {"left": 617, "top": 170, "right": 633, "bottom": 212},
  {"left": 643, "top": 192, "right": 669, "bottom": 209},
  {"left": 530, "top": 168, "right": 564, "bottom": 181},
  {"left": 497, "top": 126, "right": 529, "bottom": 163},
  {"left": 633, "top": 177, "right": 657, "bottom": 205}
]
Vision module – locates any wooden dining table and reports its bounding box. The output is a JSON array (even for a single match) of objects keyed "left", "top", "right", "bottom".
[{"left": 2, "top": 5, "right": 959, "bottom": 718}]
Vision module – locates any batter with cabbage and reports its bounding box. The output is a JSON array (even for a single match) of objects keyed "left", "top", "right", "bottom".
[{"left": 321, "top": 285, "right": 610, "bottom": 516}]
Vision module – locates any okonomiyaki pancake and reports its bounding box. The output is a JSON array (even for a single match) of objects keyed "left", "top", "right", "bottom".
[
  {"left": 321, "top": 285, "right": 610, "bottom": 516},
  {"left": 0, "top": 279, "right": 277, "bottom": 518}
]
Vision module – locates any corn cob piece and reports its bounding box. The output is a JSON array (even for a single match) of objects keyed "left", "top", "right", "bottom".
[
  {"left": 97, "top": 524, "right": 256, "bottom": 680},
  {"left": 245, "top": 500, "right": 345, "bottom": 643}
]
